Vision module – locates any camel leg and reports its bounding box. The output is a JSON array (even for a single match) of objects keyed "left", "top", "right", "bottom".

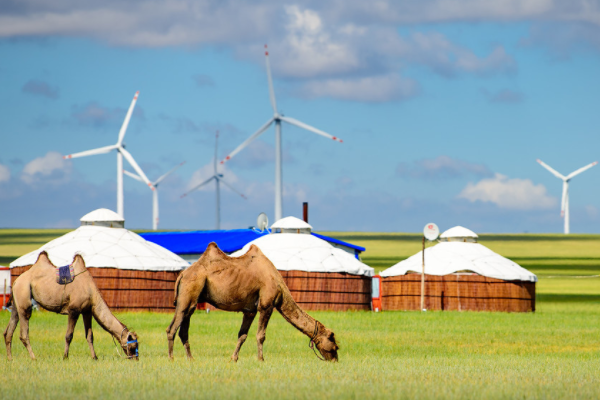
[
  {"left": 82, "top": 312, "right": 97, "bottom": 360},
  {"left": 178, "top": 314, "right": 195, "bottom": 360},
  {"left": 231, "top": 312, "right": 256, "bottom": 362},
  {"left": 256, "top": 306, "right": 274, "bottom": 362},
  {"left": 3, "top": 303, "right": 19, "bottom": 361},
  {"left": 63, "top": 312, "right": 79, "bottom": 360},
  {"left": 17, "top": 306, "right": 35, "bottom": 360}
]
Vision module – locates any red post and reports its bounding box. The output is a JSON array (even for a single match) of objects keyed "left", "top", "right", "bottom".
[{"left": 303, "top": 202, "right": 308, "bottom": 223}]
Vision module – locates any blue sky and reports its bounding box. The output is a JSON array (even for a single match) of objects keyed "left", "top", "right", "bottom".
[{"left": 1, "top": 1, "right": 599, "bottom": 233}]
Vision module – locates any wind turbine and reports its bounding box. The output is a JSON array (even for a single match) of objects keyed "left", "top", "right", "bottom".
[
  {"left": 537, "top": 159, "right": 598, "bottom": 234},
  {"left": 124, "top": 161, "right": 186, "bottom": 230},
  {"left": 64, "top": 91, "right": 153, "bottom": 218},
  {"left": 219, "top": 45, "right": 343, "bottom": 221},
  {"left": 182, "top": 131, "right": 247, "bottom": 230}
]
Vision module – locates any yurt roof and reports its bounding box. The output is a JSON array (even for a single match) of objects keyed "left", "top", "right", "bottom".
[
  {"left": 230, "top": 233, "right": 374, "bottom": 277},
  {"left": 10, "top": 225, "right": 189, "bottom": 271},
  {"left": 80, "top": 208, "right": 124, "bottom": 223},
  {"left": 440, "top": 226, "right": 478, "bottom": 239},
  {"left": 380, "top": 242, "right": 536, "bottom": 282},
  {"left": 271, "top": 216, "right": 313, "bottom": 231}
]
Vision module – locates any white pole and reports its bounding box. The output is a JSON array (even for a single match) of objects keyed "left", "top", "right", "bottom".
[
  {"left": 564, "top": 187, "right": 570, "bottom": 234},
  {"left": 216, "top": 178, "right": 221, "bottom": 230},
  {"left": 153, "top": 189, "right": 159, "bottom": 231},
  {"left": 274, "top": 119, "right": 283, "bottom": 222},
  {"left": 421, "top": 236, "right": 425, "bottom": 311},
  {"left": 117, "top": 151, "right": 124, "bottom": 218}
]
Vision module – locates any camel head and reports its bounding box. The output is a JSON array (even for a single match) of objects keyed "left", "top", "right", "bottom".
[
  {"left": 122, "top": 331, "right": 139, "bottom": 360},
  {"left": 315, "top": 326, "right": 339, "bottom": 362}
]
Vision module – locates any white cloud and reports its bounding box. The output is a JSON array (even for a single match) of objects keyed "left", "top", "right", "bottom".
[
  {"left": 300, "top": 74, "right": 419, "bottom": 102},
  {"left": 21, "top": 151, "right": 72, "bottom": 185},
  {"left": 0, "top": 164, "right": 10, "bottom": 183},
  {"left": 458, "top": 173, "right": 556, "bottom": 210}
]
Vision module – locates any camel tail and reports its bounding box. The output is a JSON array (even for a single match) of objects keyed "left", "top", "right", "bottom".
[{"left": 173, "top": 273, "right": 184, "bottom": 307}]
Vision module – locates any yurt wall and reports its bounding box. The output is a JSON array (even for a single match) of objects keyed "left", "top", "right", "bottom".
[
  {"left": 280, "top": 271, "right": 372, "bottom": 311},
  {"left": 381, "top": 273, "right": 535, "bottom": 312},
  {"left": 11, "top": 266, "right": 180, "bottom": 312}
]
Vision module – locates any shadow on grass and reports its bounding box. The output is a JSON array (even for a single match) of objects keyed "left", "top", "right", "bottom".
[{"left": 538, "top": 294, "right": 600, "bottom": 303}]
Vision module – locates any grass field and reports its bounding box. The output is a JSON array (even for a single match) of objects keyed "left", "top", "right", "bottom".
[{"left": 1, "top": 229, "right": 599, "bottom": 399}]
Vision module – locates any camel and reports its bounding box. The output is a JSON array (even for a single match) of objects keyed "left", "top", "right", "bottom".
[
  {"left": 166, "top": 242, "right": 339, "bottom": 362},
  {"left": 3, "top": 251, "right": 139, "bottom": 361}
]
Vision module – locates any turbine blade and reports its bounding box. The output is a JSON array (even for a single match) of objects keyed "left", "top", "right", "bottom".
[
  {"left": 181, "top": 176, "right": 215, "bottom": 198},
  {"left": 120, "top": 147, "right": 154, "bottom": 190},
  {"left": 561, "top": 181, "right": 568, "bottom": 217},
  {"left": 264, "top": 45, "right": 278, "bottom": 113},
  {"left": 219, "top": 178, "right": 247, "bottom": 199},
  {"left": 566, "top": 161, "right": 598, "bottom": 180},
  {"left": 220, "top": 118, "right": 274, "bottom": 164},
  {"left": 280, "top": 116, "right": 343, "bottom": 143},
  {"left": 155, "top": 161, "right": 186, "bottom": 185},
  {"left": 118, "top": 91, "right": 140, "bottom": 145},
  {"left": 123, "top": 170, "right": 144, "bottom": 183},
  {"left": 63, "top": 144, "right": 118, "bottom": 159},
  {"left": 536, "top": 159, "right": 565, "bottom": 180}
]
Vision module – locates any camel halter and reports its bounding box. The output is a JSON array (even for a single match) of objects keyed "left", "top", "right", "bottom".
[
  {"left": 112, "top": 327, "right": 138, "bottom": 359},
  {"left": 309, "top": 321, "right": 326, "bottom": 361}
]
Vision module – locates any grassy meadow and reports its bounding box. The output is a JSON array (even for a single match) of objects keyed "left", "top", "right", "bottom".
[{"left": 1, "top": 229, "right": 599, "bottom": 399}]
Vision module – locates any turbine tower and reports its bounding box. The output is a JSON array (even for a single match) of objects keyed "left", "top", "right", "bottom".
[
  {"left": 182, "top": 131, "right": 246, "bottom": 230},
  {"left": 124, "top": 161, "right": 186, "bottom": 230},
  {"left": 64, "top": 92, "right": 153, "bottom": 218},
  {"left": 537, "top": 159, "right": 598, "bottom": 234},
  {"left": 219, "top": 45, "right": 343, "bottom": 221}
]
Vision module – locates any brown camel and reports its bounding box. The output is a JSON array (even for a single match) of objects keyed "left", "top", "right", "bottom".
[
  {"left": 3, "top": 251, "right": 139, "bottom": 361},
  {"left": 166, "top": 242, "right": 339, "bottom": 362}
]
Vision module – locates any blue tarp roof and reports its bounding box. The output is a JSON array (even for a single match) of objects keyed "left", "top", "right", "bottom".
[{"left": 140, "top": 229, "right": 365, "bottom": 255}]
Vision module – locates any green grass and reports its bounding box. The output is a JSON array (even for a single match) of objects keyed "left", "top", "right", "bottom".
[{"left": 1, "top": 229, "right": 600, "bottom": 399}]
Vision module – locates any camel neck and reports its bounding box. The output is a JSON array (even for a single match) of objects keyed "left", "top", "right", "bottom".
[
  {"left": 277, "top": 290, "right": 318, "bottom": 338},
  {"left": 92, "top": 298, "right": 127, "bottom": 343}
]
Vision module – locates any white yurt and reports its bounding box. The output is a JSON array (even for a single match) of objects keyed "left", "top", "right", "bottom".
[
  {"left": 380, "top": 226, "right": 537, "bottom": 312},
  {"left": 10, "top": 209, "right": 189, "bottom": 311},
  {"left": 231, "top": 216, "right": 374, "bottom": 311}
]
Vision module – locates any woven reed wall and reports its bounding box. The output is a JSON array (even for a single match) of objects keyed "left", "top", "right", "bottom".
[
  {"left": 11, "top": 266, "right": 180, "bottom": 312},
  {"left": 279, "top": 271, "right": 372, "bottom": 311},
  {"left": 381, "top": 274, "right": 535, "bottom": 312},
  {"left": 13, "top": 267, "right": 372, "bottom": 312}
]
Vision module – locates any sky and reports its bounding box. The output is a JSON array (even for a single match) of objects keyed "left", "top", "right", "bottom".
[{"left": 1, "top": 0, "right": 599, "bottom": 233}]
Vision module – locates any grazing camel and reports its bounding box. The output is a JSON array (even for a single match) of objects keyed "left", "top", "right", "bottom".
[
  {"left": 3, "top": 251, "right": 139, "bottom": 361},
  {"left": 166, "top": 242, "right": 339, "bottom": 362}
]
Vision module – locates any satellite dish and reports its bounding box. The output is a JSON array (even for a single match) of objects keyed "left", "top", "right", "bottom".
[
  {"left": 423, "top": 223, "right": 440, "bottom": 241},
  {"left": 257, "top": 213, "right": 269, "bottom": 231}
]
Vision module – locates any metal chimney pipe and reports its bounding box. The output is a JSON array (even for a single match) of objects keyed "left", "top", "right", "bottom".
[{"left": 303, "top": 202, "right": 308, "bottom": 223}]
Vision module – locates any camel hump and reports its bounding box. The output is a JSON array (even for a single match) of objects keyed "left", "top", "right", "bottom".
[
  {"left": 35, "top": 251, "right": 51, "bottom": 265},
  {"left": 203, "top": 242, "right": 227, "bottom": 260},
  {"left": 71, "top": 254, "right": 88, "bottom": 273},
  {"left": 246, "top": 244, "right": 264, "bottom": 256}
]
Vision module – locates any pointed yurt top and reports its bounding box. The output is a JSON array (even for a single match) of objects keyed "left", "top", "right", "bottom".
[
  {"left": 231, "top": 217, "right": 373, "bottom": 276},
  {"left": 380, "top": 226, "right": 536, "bottom": 282},
  {"left": 271, "top": 216, "right": 312, "bottom": 234},
  {"left": 80, "top": 208, "right": 125, "bottom": 228},
  {"left": 10, "top": 209, "right": 188, "bottom": 271}
]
